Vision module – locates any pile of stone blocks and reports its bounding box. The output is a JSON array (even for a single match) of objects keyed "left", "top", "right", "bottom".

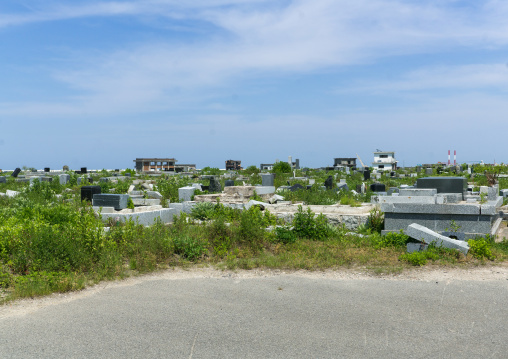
[{"left": 379, "top": 177, "right": 503, "bottom": 239}]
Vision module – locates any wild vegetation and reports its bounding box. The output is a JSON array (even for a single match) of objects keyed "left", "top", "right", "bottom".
[{"left": 0, "top": 165, "right": 507, "bottom": 303}]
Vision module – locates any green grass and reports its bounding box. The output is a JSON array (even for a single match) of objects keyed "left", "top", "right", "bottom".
[{"left": 1, "top": 167, "right": 508, "bottom": 303}]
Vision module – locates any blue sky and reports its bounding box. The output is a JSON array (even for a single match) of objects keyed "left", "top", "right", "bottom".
[{"left": 1, "top": 0, "right": 507, "bottom": 170}]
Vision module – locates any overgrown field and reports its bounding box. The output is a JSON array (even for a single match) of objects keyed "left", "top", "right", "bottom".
[{"left": 0, "top": 168, "right": 507, "bottom": 303}]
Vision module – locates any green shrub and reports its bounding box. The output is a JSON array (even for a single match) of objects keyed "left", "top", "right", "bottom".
[
  {"left": 172, "top": 236, "right": 207, "bottom": 260},
  {"left": 367, "top": 207, "right": 384, "bottom": 233},
  {"left": 273, "top": 161, "right": 292, "bottom": 173},
  {"left": 468, "top": 238, "right": 495, "bottom": 260},
  {"left": 292, "top": 206, "right": 332, "bottom": 240},
  {"left": 156, "top": 176, "right": 192, "bottom": 203},
  {"left": 375, "top": 231, "right": 409, "bottom": 248},
  {"left": 190, "top": 202, "right": 217, "bottom": 220},
  {"left": 274, "top": 226, "right": 298, "bottom": 244}
]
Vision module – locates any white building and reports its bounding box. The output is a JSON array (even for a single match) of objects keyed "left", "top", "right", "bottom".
[{"left": 372, "top": 151, "right": 397, "bottom": 172}]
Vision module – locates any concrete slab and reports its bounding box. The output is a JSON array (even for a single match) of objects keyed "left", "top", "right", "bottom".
[{"left": 405, "top": 223, "right": 469, "bottom": 255}]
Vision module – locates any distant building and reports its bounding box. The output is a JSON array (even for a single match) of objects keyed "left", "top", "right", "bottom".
[
  {"left": 225, "top": 160, "right": 242, "bottom": 171},
  {"left": 372, "top": 151, "right": 397, "bottom": 172},
  {"left": 333, "top": 158, "right": 356, "bottom": 169},
  {"left": 260, "top": 163, "right": 274, "bottom": 171},
  {"left": 260, "top": 158, "right": 299, "bottom": 171}
]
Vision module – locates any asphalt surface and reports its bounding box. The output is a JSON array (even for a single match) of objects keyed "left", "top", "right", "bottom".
[{"left": 1, "top": 272, "right": 507, "bottom": 358}]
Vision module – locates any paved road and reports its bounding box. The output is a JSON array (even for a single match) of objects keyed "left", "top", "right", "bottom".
[{"left": 1, "top": 271, "right": 507, "bottom": 358}]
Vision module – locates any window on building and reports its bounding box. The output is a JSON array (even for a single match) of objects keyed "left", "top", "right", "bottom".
[{"left": 380, "top": 155, "right": 388, "bottom": 158}]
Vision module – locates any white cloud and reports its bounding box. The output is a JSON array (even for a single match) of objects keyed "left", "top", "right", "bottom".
[
  {"left": 342, "top": 63, "right": 508, "bottom": 94},
  {"left": 2, "top": 0, "right": 508, "bottom": 118}
]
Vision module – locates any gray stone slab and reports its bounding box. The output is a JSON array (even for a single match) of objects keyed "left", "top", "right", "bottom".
[
  {"left": 132, "top": 198, "right": 161, "bottom": 206},
  {"left": 384, "top": 213, "right": 495, "bottom": 234},
  {"left": 100, "top": 208, "right": 174, "bottom": 226},
  {"left": 92, "top": 194, "right": 129, "bottom": 210},
  {"left": 500, "top": 189, "right": 508, "bottom": 198},
  {"left": 146, "top": 191, "right": 163, "bottom": 199},
  {"left": 191, "top": 183, "right": 203, "bottom": 190},
  {"left": 59, "top": 174, "right": 70, "bottom": 185},
  {"left": 378, "top": 196, "right": 435, "bottom": 205},
  {"left": 405, "top": 223, "right": 469, "bottom": 255},
  {"left": 436, "top": 193, "right": 461, "bottom": 204},
  {"left": 0, "top": 176, "right": 6, "bottom": 183},
  {"left": 387, "top": 203, "right": 480, "bottom": 215},
  {"left": 416, "top": 177, "right": 467, "bottom": 194},
  {"left": 255, "top": 186, "right": 275, "bottom": 195},
  {"left": 178, "top": 186, "right": 196, "bottom": 202},
  {"left": 399, "top": 188, "right": 437, "bottom": 197},
  {"left": 406, "top": 242, "right": 429, "bottom": 253},
  {"left": 261, "top": 174, "right": 275, "bottom": 187},
  {"left": 182, "top": 201, "right": 197, "bottom": 214},
  {"left": 93, "top": 206, "right": 115, "bottom": 214}
]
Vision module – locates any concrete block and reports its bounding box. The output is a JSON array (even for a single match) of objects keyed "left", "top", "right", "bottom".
[
  {"left": 0, "top": 176, "right": 6, "bottom": 183},
  {"left": 436, "top": 193, "right": 461, "bottom": 204},
  {"left": 81, "top": 186, "right": 101, "bottom": 202},
  {"left": 168, "top": 203, "right": 183, "bottom": 210},
  {"left": 132, "top": 198, "right": 161, "bottom": 206},
  {"left": 388, "top": 203, "right": 480, "bottom": 215},
  {"left": 146, "top": 191, "right": 163, "bottom": 199},
  {"left": 488, "top": 185, "right": 499, "bottom": 201},
  {"left": 93, "top": 206, "right": 115, "bottom": 214},
  {"left": 255, "top": 186, "right": 275, "bottom": 195},
  {"left": 92, "top": 194, "right": 129, "bottom": 210},
  {"left": 59, "top": 174, "right": 70, "bottom": 185},
  {"left": 416, "top": 177, "right": 467, "bottom": 194},
  {"left": 178, "top": 186, "right": 196, "bottom": 202},
  {"left": 182, "top": 201, "right": 196, "bottom": 214},
  {"left": 6, "top": 190, "right": 20, "bottom": 198},
  {"left": 405, "top": 223, "right": 469, "bottom": 255},
  {"left": 500, "top": 189, "right": 508, "bottom": 198},
  {"left": 407, "top": 242, "right": 429, "bottom": 253},
  {"left": 399, "top": 188, "right": 437, "bottom": 197},
  {"left": 191, "top": 183, "right": 203, "bottom": 191},
  {"left": 377, "top": 196, "right": 435, "bottom": 205},
  {"left": 261, "top": 174, "right": 275, "bottom": 187}
]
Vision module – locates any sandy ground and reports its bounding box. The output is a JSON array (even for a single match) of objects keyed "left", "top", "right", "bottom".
[{"left": 2, "top": 264, "right": 507, "bottom": 319}]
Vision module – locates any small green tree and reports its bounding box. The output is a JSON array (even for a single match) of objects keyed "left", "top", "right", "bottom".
[
  {"left": 273, "top": 161, "right": 292, "bottom": 173},
  {"left": 243, "top": 165, "right": 260, "bottom": 175}
]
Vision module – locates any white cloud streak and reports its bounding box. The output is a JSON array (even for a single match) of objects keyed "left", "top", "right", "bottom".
[{"left": 1, "top": 0, "right": 508, "bottom": 118}]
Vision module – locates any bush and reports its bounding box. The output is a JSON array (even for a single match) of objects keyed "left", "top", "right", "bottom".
[
  {"left": 190, "top": 202, "right": 217, "bottom": 220},
  {"left": 367, "top": 207, "right": 384, "bottom": 233},
  {"left": 274, "top": 226, "right": 298, "bottom": 244},
  {"left": 468, "top": 239, "right": 495, "bottom": 260},
  {"left": 273, "top": 161, "right": 292, "bottom": 173},
  {"left": 172, "top": 236, "right": 207, "bottom": 260},
  {"left": 375, "top": 231, "right": 409, "bottom": 248},
  {"left": 292, "top": 206, "right": 332, "bottom": 240}
]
